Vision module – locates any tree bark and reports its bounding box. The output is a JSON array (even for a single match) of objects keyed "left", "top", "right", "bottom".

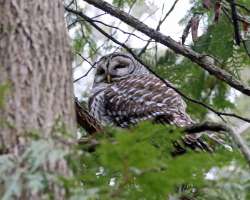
[{"left": 0, "top": 0, "right": 75, "bottom": 198}]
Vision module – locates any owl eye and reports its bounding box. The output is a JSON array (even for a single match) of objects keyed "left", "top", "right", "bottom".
[
  {"left": 114, "top": 64, "right": 127, "bottom": 69},
  {"left": 97, "top": 68, "right": 105, "bottom": 75}
]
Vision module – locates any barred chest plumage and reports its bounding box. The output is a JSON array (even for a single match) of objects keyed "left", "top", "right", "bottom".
[
  {"left": 88, "top": 52, "right": 215, "bottom": 152},
  {"left": 89, "top": 74, "right": 193, "bottom": 128}
]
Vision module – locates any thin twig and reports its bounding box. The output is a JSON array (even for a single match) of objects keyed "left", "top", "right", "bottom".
[
  {"left": 91, "top": 12, "right": 107, "bottom": 19},
  {"left": 221, "top": 6, "right": 250, "bottom": 58},
  {"left": 75, "top": 51, "right": 94, "bottom": 66},
  {"left": 113, "top": 7, "right": 159, "bottom": 53},
  {"left": 65, "top": 0, "right": 74, "bottom": 9},
  {"left": 91, "top": 19, "right": 151, "bottom": 42},
  {"left": 234, "top": 2, "right": 250, "bottom": 13},
  {"left": 222, "top": 2, "right": 250, "bottom": 24},
  {"left": 138, "top": 0, "right": 179, "bottom": 56},
  {"left": 74, "top": 65, "right": 95, "bottom": 82},
  {"left": 106, "top": 0, "right": 137, "bottom": 51}
]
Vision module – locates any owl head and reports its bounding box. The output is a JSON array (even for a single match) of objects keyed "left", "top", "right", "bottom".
[{"left": 93, "top": 52, "right": 149, "bottom": 85}]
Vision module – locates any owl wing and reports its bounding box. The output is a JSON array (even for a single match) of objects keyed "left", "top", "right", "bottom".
[
  {"left": 103, "top": 74, "right": 212, "bottom": 152},
  {"left": 104, "top": 74, "right": 192, "bottom": 128}
]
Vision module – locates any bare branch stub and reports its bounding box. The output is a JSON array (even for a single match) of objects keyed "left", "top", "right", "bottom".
[{"left": 75, "top": 98, "right": 103, "bottom": 134}]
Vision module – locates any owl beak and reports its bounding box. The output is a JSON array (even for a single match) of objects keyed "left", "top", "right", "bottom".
[{"left": 106, "top": 74, "right": 112, "bottom": 83}]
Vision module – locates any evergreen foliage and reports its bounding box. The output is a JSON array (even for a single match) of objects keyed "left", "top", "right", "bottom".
[{"left": 0, "top": 123, "right": 249, "bottom": 199}]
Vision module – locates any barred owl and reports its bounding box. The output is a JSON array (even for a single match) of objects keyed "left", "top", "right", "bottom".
[{"left": 89, "top": 52, "right": 211, "bottom": 151}]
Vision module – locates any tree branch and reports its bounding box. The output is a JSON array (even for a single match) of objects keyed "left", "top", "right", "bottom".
[
  {"left": 73, "top": 65, "right": 95, "bottom": 82},
  {"left": 75, "top": 98, "right": 103, "bottom": 134},
  {"left": 90, "top": 19, "right": 151, "bottom": 42},
  {"left": 114, "top": 7, "right": 159, "bottom": 53},
  {"left": 75, "top": 98, "right": 250, "bottom": 166},
  {"left": 74, "top": 98, "right": 250, "bottom": 166},
  {"left": 138, "top": 0, "right": 179, "bottom": 56},
  {"left": 185, "top": 121, "right": 250, "bottom": 167},
  {"left": 230, "top": 0, "right": 241, "bottom": 45},
  {"left": 65, "top": 7, "right": 250, "bottom": 124},
  {"left": 185, "top": 121, "right": 228, "bottom": 133},
  {"left": 226, "top": 0, "right": 250, "bottom": 13},
  {"left": 82, "top": 0, "right": 250, "bottom": 96}
]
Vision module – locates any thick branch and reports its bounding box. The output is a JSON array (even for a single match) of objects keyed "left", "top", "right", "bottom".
[
  {"left": 185, "top": 121, "right": 229, "bottom": 133},
  {"left": 75, "top": 97, "right": 250, "bottom": 166},
  {"left": 186, "top": 121, "right": 250, "bottom": 167},
  {"left": 75, "top": 98, "right": 250, "bottom": 166},
  {"left": 225, "top": 0, "right": 250, "bottom": 13},
  {"left": 82, "top": 0, "right": 250, "bottom": 96},
  {"left": 230, "top": 0, "right": 241, "bottom": 45}
]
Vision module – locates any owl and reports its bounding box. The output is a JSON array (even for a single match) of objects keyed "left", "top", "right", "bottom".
[{"left": 89, "top": 52, "right": 211, "bottom": 152}]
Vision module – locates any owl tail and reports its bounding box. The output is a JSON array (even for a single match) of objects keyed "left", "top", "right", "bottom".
[
  {"left": 174, "top": 115, "right": 232, "bottom": 153},
  {"left": 206, "top": 131, "right": 233, "bottom": 151},
  {"left": 182, "top": 134, "right": 214, "bottom": 152},
  {"left": 170, "top": 117, "right": 214, "bottom": 154},
  {"left": 171, "top": 134, "right": 213, "bottom": 156},
  {"left": 171, "top": 131, "right": 232, "bottom": 156}
]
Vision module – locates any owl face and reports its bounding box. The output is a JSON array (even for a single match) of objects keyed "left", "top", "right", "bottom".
[{"left": 93, "top": 53, "right": 148, "bottom": 84}]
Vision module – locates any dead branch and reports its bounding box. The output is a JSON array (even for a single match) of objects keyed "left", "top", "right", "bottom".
[{"left": 75, "top": 98, "right": 103, "bottom": 134}]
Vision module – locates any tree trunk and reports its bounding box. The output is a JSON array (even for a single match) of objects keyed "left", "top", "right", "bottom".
[{"left": 0, "top": 0, "right": 75, "bottom": 198}]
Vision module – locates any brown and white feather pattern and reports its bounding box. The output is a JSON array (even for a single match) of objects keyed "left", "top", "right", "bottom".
[
  {"left": 90, "top": 74, "right": 193, "bottom": 128},
  {"left": 89, "top": 53, "right": 213, "bottom": 152}
]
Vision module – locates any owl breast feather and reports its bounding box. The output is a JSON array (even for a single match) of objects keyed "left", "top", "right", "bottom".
[{"left": 89, "top": 74, "right": 193, "bottom": 128}]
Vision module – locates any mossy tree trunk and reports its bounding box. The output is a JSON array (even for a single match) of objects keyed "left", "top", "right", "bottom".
[{"left": 0, "top": 0, "right": 75, "bottom": 198}]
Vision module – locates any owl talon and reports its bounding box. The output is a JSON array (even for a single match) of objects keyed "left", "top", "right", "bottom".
[{"left": 171, "top": 140, "right": 186, "bottom": 156}]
